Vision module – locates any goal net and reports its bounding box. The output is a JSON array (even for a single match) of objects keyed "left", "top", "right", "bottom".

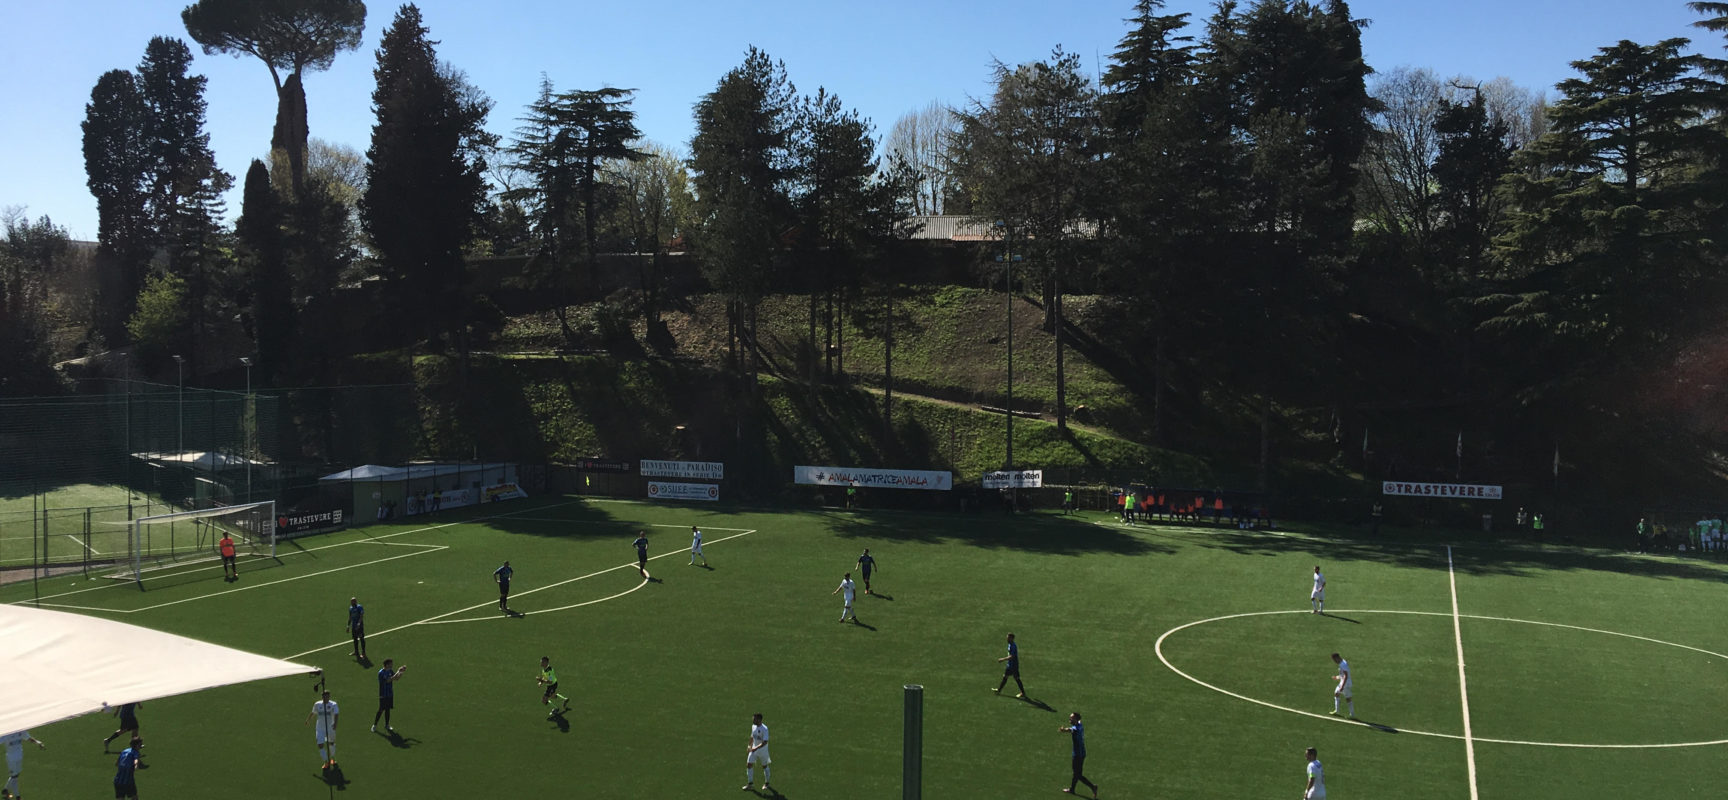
[{"left": 116, "top": 501, "right": 275, "bottom": 584}]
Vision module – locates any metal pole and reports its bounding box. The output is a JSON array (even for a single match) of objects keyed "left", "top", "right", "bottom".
[
  {"left": 1006, "top": 230, "right": 1014, "bottom": 469},
  {"left": 243, "top": 359, "right": 253, "bottom": 504},
  {"left": 173, "top": 355, "right": 184, "bottom": 460},
  {"left": 903, "top": 684, "right": 923, "bottom": 800}
]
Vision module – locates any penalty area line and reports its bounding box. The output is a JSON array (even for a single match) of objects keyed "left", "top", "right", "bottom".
[{"left": 283, "top": 528, "right": 758, "bottom": 658}]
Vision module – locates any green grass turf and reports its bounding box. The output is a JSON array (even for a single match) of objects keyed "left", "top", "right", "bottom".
[
  {"left": 6, "top": 498, "right": 1728, "bottom": 798},
  {"left": 0, "top": 484, "right": 183, "bottom": 568}
]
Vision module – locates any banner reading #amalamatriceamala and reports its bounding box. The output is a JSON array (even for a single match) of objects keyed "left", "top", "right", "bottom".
[
  {"left": 794, "top": 466, "right": 953, "bottom": 491},
  {"left": 1381, "top": 481, "right": 1503, "bottom": 500},
  {"left": 982, "top": 469, "right": 1043, "bottom": 489}
]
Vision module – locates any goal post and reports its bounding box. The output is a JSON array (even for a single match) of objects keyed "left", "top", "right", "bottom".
[{"left": 121, "top": 501, "right": 275, "bottom": 585}]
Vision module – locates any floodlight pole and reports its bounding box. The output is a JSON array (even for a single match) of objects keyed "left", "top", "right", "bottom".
[
  {"left": 995, "top": 221, "right": 1020, "bottom": 470},
  {"left": 241, "top": 357, "right": 253, "bottom": 504},
  {"left": 903, "top": 684, "right": 923, "bottom": 800},
  {"left": 172, "top": 355, "right": 185, "bottom": 459}
]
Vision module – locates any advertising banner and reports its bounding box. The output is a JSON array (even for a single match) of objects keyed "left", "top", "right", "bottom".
[
  {"left": 573, "top": 458, "right": 634, "bottom": 473},
  {"left": 1381, "top": 481, "right": 1503, "bottom": 500},
  {"left": 277, "top": 507, "right": 346, "bottom": 536},
  {"left": 793, "top": 466, "right": 952, "bottom": 491},
  {"left": 640, "top": 460, "right": 726, "bottom": 480},
  {"left": 982, "top": 469, "right": 1043, "bottom": 489},
  {"left": 647, "top": 481, "right": 720, "bottom": 502},
  {"left": 483, "top": 482, "right": 528, "bottom": 502}
]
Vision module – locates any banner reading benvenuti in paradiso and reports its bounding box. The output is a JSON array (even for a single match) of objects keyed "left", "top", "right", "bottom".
[
  {"left": 794, "top": 466, "right": 953, "bottom": 491},
  {"left": 1381, "top": 481, "right": 1502, "bottom": 500}
]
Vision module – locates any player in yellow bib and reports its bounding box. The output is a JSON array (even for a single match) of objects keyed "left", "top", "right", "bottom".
[{"left": 537, "top": 656, "right": 571, "bottom": 718}]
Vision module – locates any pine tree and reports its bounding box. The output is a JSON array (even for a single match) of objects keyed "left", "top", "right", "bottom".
[
  {"left": 690, "top": 46, "right": 798, "bottom": 374},
  {"left": 237, "top": 160, "right": 293, "bottom": 386},
  {"left": 361, "top": 3, "right": 492, "bottom": 356},
  {"left": 82, "top": 69, "right": 154, "bottom": 344}
]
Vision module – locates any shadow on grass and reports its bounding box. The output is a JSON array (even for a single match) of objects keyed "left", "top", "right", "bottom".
[
  {"left": 1016, "top": 695, "right": 1057, "bottom": 713},
  {"left": 823, "top": 509, "right": 1174, "bottom": 557},
  {"left": 1184, "top": 523, "right": 1728, "bottom": 583},
  {"left": 382, "top": 730, "right": 418, "bottom": 749},
  {"left": 546, "top": 710, "right": 571, "bottom": 732},
  {"left": 318, "top": 763, "right": 350, "bottom": 789},
  {"left": 1320, "top": 613, "right": 1361, "bottom": 624}
]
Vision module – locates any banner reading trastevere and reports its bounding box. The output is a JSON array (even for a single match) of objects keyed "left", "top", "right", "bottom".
[
  {"left": 640, "top": 459, "right": 725, "bottom": 480},
  {"left": 982, "top": 469, "right": 1043, "bottom": 489},
  {"left": 1381, "top": 481, "right": 1502, "bottom": 500},
  {"left": 794, "top": 466, "right": 952, "bottom": 491}
]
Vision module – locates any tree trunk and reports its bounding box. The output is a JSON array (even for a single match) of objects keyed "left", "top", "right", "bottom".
[
  {"left": 272, "top": 73, "right": 310, "bottom": 199},
  {"left": 883, "top": 290, "right": 894, "bottom": 437},
  {"left": 808, "top": 290, "right": 818, "bottom": 382},
  {"left": 1152, "top": 330, "right": 1165, "bottom": 448},
  {"left": 1258, "top": 393, "right": 1272, "bottom": 493},
  {"left": 1054, "top": 266, "right": 1066, "bottom": 431},
  {"left": 836, "top": 288, "right": 846, "bottom": 381},
  {"left": 824, "top": 289, "right": 834, "bottom": 379}
]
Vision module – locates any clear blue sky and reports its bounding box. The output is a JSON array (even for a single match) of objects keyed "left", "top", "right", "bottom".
[{"left": 0, "top": 0, "right": 1708, "bottom": 240}]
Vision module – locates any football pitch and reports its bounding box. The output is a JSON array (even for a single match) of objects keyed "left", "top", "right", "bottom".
[{"left": 6, "top": 496, "right": 1728, "bottom": 798}]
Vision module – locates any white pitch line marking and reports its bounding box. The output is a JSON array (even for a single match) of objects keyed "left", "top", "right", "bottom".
[
  {"left": 12, "top": 499, "right": 584, "bottom": 605},
  {"left": 63, "top": 534, "right": 102, "bottom": 556},
  {"left": 284, "top": 528, "right": 757, "bottom": 656},
  {"left": 1448, "top": 546, "right": 1481, "bottom": 800},
  {"left": 1154, "top": 608, "right": 1728, "bottom": 749},
  {"left": 36, "top": 543, "right": 447, "bottom": 614}
]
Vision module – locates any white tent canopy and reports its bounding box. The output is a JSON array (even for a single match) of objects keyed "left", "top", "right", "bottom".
[
  {"left": 318, "top": 462, "right": 516, "bottom": 483},
  {"left": 1, "top": 604, "right": 315, "bottom": 734}
]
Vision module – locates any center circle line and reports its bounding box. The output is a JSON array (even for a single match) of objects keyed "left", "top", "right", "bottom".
[{"left": 1154, "top": 609, "right": 1728, "bottom": 749}]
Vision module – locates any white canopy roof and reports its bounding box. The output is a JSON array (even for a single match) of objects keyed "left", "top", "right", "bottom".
[
  {"left": 0, "top": 604, "right": 315, "bottom": 734},
  {"left": 318, "top": 462, "right": 514, "bottom": 483}
]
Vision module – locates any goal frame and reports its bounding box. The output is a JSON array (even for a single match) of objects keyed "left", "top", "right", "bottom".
[{"left": 125, "top": 500, "right": 275, "bottom": 585}]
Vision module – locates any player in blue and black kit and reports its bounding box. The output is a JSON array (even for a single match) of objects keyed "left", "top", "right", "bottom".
[
  {"left": 373, "top": 659, "right": 406, "bottom": 733},
  {"left": 494, "top": 561, "right": 513, "bottom": 611},
  {"left": 633, "top": 531, "right": 650, "bottom": 579},
  {"left": 1058, "top": 712, "right": 1098, "bottom": 797},
  {"left": 112, "top": 735, "right": 142, "bottom": 799},
  {"left": 855, "top": 549, "right": 878, "bottom": 594},
  {"left": 347, "top": 597, "right": 367, "bottom": 660},
  {"left": 994, "top": 632, "right": 1026, "bottom": 698}
]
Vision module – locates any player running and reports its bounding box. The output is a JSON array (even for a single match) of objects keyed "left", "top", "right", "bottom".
[
  {"left": 306, "top": 691, "right": 338, "bottom": 770},
  {"left": 855, "top": 549, "right": 877, "bottom": 594},
  {"left": 633, "top": 531, "right": 651, "bottom": 579},
  {"left": 742, "top": 713, "right": 771, "bottom": 791},
  {"left": 102, "top": 702, "right": 141, "bottom": 751},
  {"left": 537, "top": 656, "right": 572, "bottom": 717},
  {"left": 1330, "top": 652, "right": 1354, "bottom": 718},
  {"left": 1310, "top": 566, "right": 1325, "bottom": 614},
  {"left": 690, "top": 525, "right": 708, "bottom": 566}
]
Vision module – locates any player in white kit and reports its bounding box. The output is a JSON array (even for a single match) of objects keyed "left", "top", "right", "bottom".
[
  {"left": 833, "top": 572, "right": 858, "bottom": 623},
  {"left": 690, "top": 525, "right": 708, "bottom": 566},
  {"left": 1304, "top": 747, "right": 1326, "bottom": 799},
  {"left": 742, "top": 713, "right": 771, "bottom": 791},
  {"left": 2, "top": 729, "right": 45, "bottom": 800},
  {"left": 306, "top": 690, "right": 340, "bottom": 769},
  {"left": 1311, "top": 566, "right": 1325, "bottom": 613},
  {"left": 1330, "top": 652, "right": 1354, "bottom": 718}
]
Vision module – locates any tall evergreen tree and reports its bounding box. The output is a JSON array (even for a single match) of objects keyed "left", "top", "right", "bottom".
[
  {"left": 1489, "top": 38, "right": 1722, "bottom": 390},
  {"left": 82, "top": 69, "right": 154, "bottom": 345},
  {"left": 182, "top": 0, "right": 367, "bottom": 197},
  {"left": 792, "top": 86, "right": 880, "bottom": 381},
  {"left": 952, "top": 47, "right": 1099, "bottom": 432},
  {"left": 1431, "top": 89, "right": 1514, "bottom": 281},
  {"left": 237, "top": 160, "right": 293, "bottom": 385},
  {"left": 137, "top": 36, "right": 232, "bottom": 368},
  {"left": 361, "top": 3, "right": 492, "bottom": 357},
  {"left": 690, "top": 46, "right": 798, "bottom": 373},
  {"left": 0, "top": 214, "right": 70, "bottom": 395}
]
